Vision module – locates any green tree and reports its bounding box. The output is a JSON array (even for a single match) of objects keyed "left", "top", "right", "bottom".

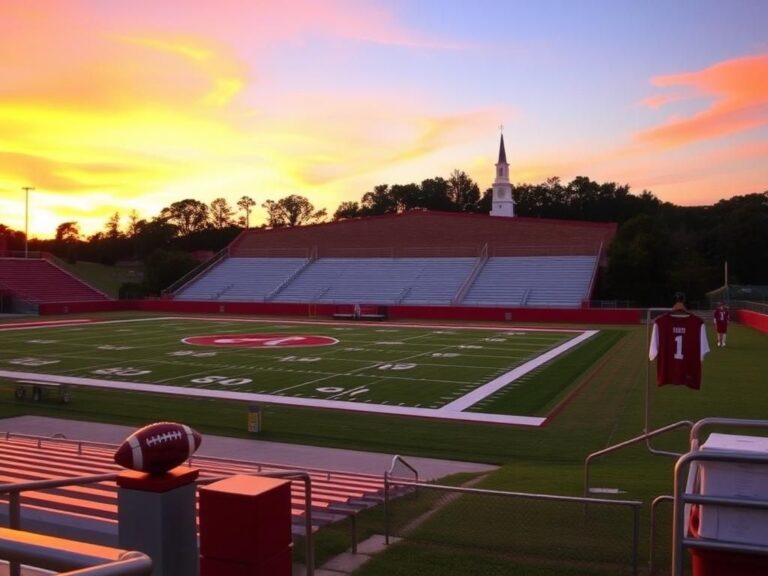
[
  {"left": 333, "top": 201, "right": 361, "bottom": 220},
  {"left": 447, "top": 170, "right": 481, "bottom": 211},
  {"left": 126, "top": 210, "right": 141, "bottom": 237},
  {"left": 55, "top": 222, "right": 80, "bottom": 243},
  {"left": 160, "top": 199, "right": 210, "bottom": 236},
  {"left": 55, "top": 221, "right": 81, "bottom": 263},
  {"left": 419, "top": 177, "right": 452, "bottom": 211},
  {"left": 604, "top": 214, "right": 674, "bottom": 305},
  {"left": 262, "top": 195, "right": 327, "bottom": 227},
  {"left": 210, "top": 198, "right": 236, "bottom": 229},
  {"left": 360, "top": 184, "right": 397, "bottom": 216},
  {"left": 132, "top": 218, "right": 177, "bottom": 259},
  {"left": 105, "top": 212, "right": 122, "bottom": 239},
  {"left": 142, "top": 249, "right": 199, "bottom": 295},
  {"left": 237, "top": 196, "right": 256, "bottom": 229}
]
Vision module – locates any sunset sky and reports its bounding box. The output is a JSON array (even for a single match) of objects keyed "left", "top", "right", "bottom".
[{"left": 1, "top": 0, "right": 766, "bottom": 238}]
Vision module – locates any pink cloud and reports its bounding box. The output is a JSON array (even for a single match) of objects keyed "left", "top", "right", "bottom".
[{"left": 636, "top": 54, "right": 768, "bottom": 147}]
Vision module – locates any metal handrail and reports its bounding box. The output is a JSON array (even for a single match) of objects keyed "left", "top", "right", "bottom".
[
  {"left": 689, "top": 417, "right": 768, "bottom": 450},
  {"left": 62, "top": 552, "right": 152, "bottom": 575},
  {"left": 0, "top": 531, "right": 151, "bottom": 576},
  {"left": 584, "top": 420, "right": 693, "bottom": 498},
  {"left": 672, "top": 450, "right": 768, "bottom": 575},
  {"left": 162, "top": 246, "right": 229, "bottom": 296},
  {"left": 649, "top": 494, "right": 673, "bottom": 575},
  {"left": 265, "top": 257, "right": 313, "bottom": 302},
  {"left": 0, "top": 473, "right": 119, "bottom": 531},
  {"left": 385, "top": 479, "right": 642, "bottom": 575},
  {"left": 2, "top": 431, "right": 122, "bottom": 455},
  {"left": 451, "top": 242, "right": 487, "bottom": 305},
  {"left": 384, "top": 455, "right": 419, "bottom": 546},
  {"left": 584, "top": 240, "right": 603, "bottom": 304},
  {"left": 386, "top": 455, "right": 419, "bottom": 482}
]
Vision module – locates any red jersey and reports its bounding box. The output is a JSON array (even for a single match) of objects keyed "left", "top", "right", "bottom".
[
  {"left": 713, "top": 307, "right": 729, "bottom": 334},
  {"left": 649, "top": 312, "right": 709, "bottom": 389}
]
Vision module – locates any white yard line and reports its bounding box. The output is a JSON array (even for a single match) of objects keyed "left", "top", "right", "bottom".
[
  {"left": 0, "top": 368, "right": 546, "bottom": 426},
  {"left": 439, "top": 330, "right": 599, "bottom": 412}
]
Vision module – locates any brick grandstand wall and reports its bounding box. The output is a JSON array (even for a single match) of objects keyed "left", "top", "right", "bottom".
[{"left": 230, "top": 211, "right": 616, "bottom": 258}]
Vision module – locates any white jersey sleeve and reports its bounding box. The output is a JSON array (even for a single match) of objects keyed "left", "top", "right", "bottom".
[
  {"left": 700, "top": 324, "right": 710, "bottom": 359},
  {"left": 649, "top": 321, "right": 659, "bottom": 361}
]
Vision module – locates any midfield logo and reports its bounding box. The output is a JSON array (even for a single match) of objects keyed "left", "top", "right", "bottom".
[{"left": 182, "top": 334, "right": 339, "bottom": 348}]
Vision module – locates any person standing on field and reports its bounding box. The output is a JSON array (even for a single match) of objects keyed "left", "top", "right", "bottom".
[{"left": 713, "top": 302, "right": 729, "bottom": 347}]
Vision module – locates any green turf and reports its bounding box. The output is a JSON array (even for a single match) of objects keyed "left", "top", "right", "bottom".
[
  {"left": 0, "top": 312, "right": 766, "bottom": 575},
  {"left": 0, "top": 317, "right": 591, "bottom": 418}
]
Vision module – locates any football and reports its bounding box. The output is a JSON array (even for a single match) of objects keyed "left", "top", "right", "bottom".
[{"left": 114, "top": 422, "right": 202, "bottom": 474}]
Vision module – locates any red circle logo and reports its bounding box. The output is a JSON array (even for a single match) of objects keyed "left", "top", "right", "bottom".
[{"left": 182, "top": 334, "right": 339, "bottom": 348}]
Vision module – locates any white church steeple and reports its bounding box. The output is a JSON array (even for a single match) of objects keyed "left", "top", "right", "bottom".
[{"left": 490, "top": 131, "right": 515, "bottom": 217}]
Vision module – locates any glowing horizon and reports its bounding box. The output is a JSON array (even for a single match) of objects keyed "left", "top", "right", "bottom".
[{"left": 0, "top": 1, "right": 766, "bottom": 239}]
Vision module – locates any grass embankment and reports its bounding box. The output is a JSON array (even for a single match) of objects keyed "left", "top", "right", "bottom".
[{"left": 56, "top": 260, "right": 143, "bottom": 298}]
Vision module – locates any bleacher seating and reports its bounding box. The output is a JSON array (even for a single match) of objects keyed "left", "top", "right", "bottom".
[
  {"left": 170, "top": 212, "right": 614, "bottom": 308},
  {"left": 174, "top": 257, "right": 308, "bottom": 301},
  {"left": 0, "top": 258, "right": 109, "bottom": 303},
  {"left": 0, "top": 435, "right": 392, "bottom": 544},
  {"left": 172, "top": 255, "right": 598, "bottom": 308},
  {"left": 275, "top": 258, "right": 475, "bottom": 305},
  {"left": 461, "top": 256, "right": 596, "bottom": 308}
]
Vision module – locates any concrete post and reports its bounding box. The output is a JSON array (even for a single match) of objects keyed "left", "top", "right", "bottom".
[{"left": 117, "top": 466, "right": 199, "bottom": 576}]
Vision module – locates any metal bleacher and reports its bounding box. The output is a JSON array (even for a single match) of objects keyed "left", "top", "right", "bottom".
[
  {"left": 171, "top": 253, "right": 598, "bottom": 308},
  {"left": 268, "top": 257, "right": 477, "bottom": 305},
  {"left": 174, "top": 257, "right": 308, "bottom": 301},
  {"left": 0, "top": 258, "right": 110, "bottom": 304},
  {"left": 0, "top": 434, "right": 394, "bottom": 548},
  {"left": 461, "top": 256, "right": 596, "bottom": 307}
]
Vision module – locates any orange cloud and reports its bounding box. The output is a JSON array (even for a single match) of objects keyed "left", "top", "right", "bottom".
[{"left": 636, "top": 54, "right": 768, "bottom": 148}]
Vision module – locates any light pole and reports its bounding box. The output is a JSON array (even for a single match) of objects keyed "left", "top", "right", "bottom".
[{"left": 22, "top": 186, "right": 33, "bottom": 258}]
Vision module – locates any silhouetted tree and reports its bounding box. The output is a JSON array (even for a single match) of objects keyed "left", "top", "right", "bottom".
[
  {"left": 237, "top": 196, "right": 256, "bottom": 229},
  {"left": 160, "top": 199, "right": 210, "bottom": 236},
  {"left": 210, "top": 198, "right": 236, "bottom": 229},
  {"left": 262, "top": 195, "right": 326, "bottom": 227}
]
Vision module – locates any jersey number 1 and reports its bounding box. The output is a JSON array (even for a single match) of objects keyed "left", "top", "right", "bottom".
[{"left": 674, "top": 334, "right": 684, "bottom": 360}]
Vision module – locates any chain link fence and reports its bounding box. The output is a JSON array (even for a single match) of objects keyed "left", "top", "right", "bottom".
[{"left": 385, "top": 478, "right": 642, "bottom": 576}]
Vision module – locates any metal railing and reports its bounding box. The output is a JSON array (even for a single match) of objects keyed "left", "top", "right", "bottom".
[
  {"left": 161, "top": 246, "right": 229, "bottom": 296},
  {"left": 451, "top": 242, "right": 487, "bottom": 305},
  {"left": 265, "top": 257, "right": 313, "bottom": 302},
  {"left": 584, "top": 240, "right": 603, "bottom": 303},
  {"left": 689, "top": 417, "right": 768, "bottom": 450},
  {"left": 0, "top": 529, "right": 151, "bottom": 576},
  {"left": 0, "top": 474, "right": 120, "bottom": 576},
  {"left": 672, "top": 449, "right": 768, "bottom": 575},
  {"left": 385, "top": 477, "right": 642, "bottom": 575},
  {"left": 583, "top": 420, "right": 693, "bottom": 498}
]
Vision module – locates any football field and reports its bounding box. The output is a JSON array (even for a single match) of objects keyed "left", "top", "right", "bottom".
[{"left": 0, "top": 317, "right": 599, "bottom": 426}]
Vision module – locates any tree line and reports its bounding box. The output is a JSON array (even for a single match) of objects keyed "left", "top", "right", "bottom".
[{"left": 1, "top": 172, "right": 766, "bottom": 305}]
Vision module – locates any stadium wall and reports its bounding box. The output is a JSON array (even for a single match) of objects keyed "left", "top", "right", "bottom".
[
  {"left": 735, "top": 309, "right": 768, "bottom": 334},
  {"left": 38, "top": 300, "right": 643, "bottom": 324}
]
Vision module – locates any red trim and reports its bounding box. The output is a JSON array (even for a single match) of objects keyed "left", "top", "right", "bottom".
[
  {"left": 38, "top": 299, "right": 642, "bottom": 325},
  {"left": 735, "top": 309, "right": 768, "bottom": 334}
]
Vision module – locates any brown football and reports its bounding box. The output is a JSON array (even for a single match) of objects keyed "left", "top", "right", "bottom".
[{"left": 114, "top": 422, "right": 202, "bottom": 474}]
